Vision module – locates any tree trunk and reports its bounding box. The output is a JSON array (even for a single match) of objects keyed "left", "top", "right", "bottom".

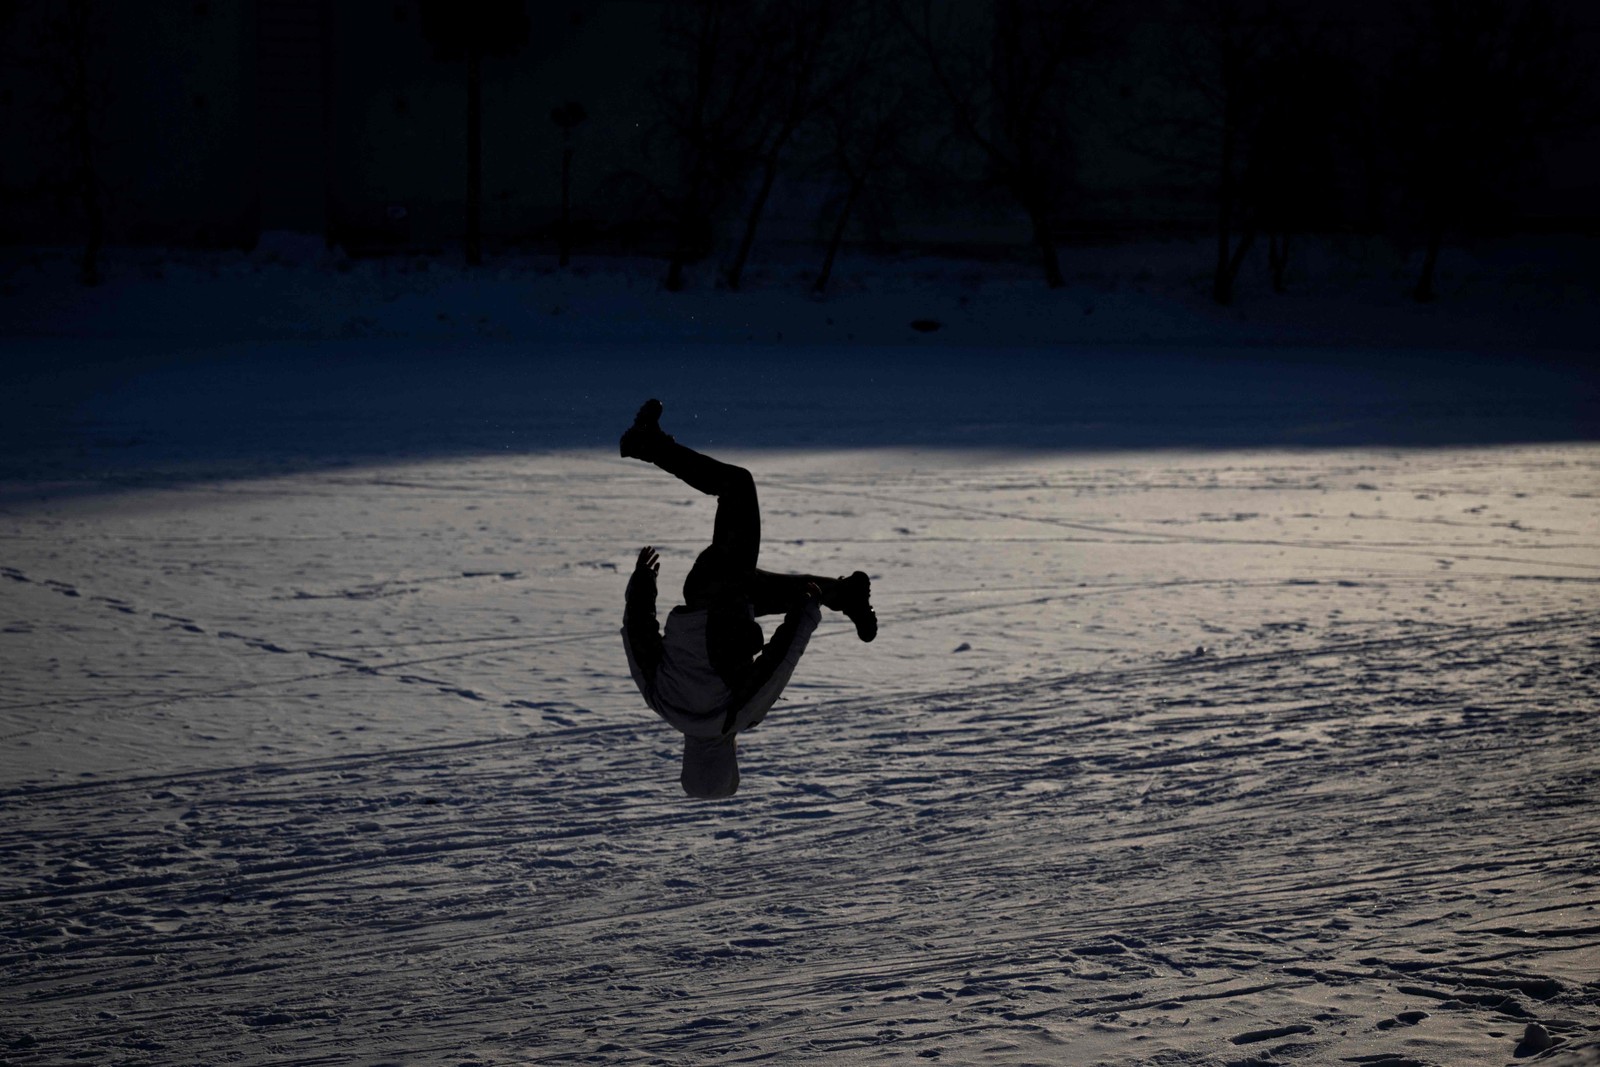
[
  {"left": 665, "top": 164, "right": 705, "bottom": 292},
  {"left": 466, "top": 48, "right": 483, "bottom": 266},
  {"left": 666, "top": 3, "right": 720, "bottom": 293},
  {"left": 726, "top": 154, "right": 781, "bottom": 291},
  {"left": 68, "top": 0, "right": 101, "bottom": 286},
  {"left": 1362, "top": 136, "right": 1383, "bottom": 232},
  {"left": 558, "top": 134, "right": 573, "bottom": 267},
  {"left": 1268, "top": 231, "right": 1288, "bottom": 293},
  {"left": 1213, "top": 217, "right": 1238, "bottom": 305},
  {"left": 666, "top": 203, "right": 696, "bottom": 291},
  {"left": 1026, "top": 201, "right": 1065, "bottom": 289},
  {"left": 1213, "top": 67, "right": 1239, "bottom": 306},
  {"left": 1226, "top": 225, "right": 1256, "bottom": 298},
  {"left": 77, "top": 137, "right": 103, "bottom": 287},
  {"left": 814, "top": 173, "right": 866, "bottom": 295},
  {"left": 1214, "top": 199, "right": 1236, "bottom": 305},
  {"left": 665, "top": 252, "right": 687, "bottom": 292},
  {"left": 1413, "top": 223, "right": 1442, "bottom": 302}
]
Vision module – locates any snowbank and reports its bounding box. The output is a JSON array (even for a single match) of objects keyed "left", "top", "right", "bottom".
[{"left": 3, "top": 235, "right": 1597, "bottom": 351}]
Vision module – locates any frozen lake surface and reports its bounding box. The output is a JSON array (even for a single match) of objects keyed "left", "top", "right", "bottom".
[{"left": 2, "top": 333, "right": 1599, "bottom": 1066}]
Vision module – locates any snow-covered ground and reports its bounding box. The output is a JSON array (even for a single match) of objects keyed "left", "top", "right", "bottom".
[
  {"left": 2, "top": 245, "right": 1598, "bottom": 1065},
  {"left": 3, "top": 232, "right": 1599, "bottom": 352}
]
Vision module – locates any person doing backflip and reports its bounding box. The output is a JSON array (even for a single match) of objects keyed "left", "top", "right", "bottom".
[{"left": 618, "top": 399, "right": 877, "bottom": 798}]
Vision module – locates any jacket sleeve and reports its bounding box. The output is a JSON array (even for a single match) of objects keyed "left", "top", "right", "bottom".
[
  {"left": 722, "top": 598, "right": 821, "bottom": 735},
  {"left": 622, "top": 567, "right": 663, "bottom": 684}
]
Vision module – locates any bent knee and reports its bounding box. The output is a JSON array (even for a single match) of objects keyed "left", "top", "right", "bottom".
[{"left": 722, "top": 466, "right": 755, "bottom": 496}]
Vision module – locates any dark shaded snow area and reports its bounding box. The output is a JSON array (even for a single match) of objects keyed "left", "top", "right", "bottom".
[
  {"left": 2, "top": 238, "right": 1595, "bottom": 486},
  {"left": 1, "top": 339, "right": 1596, "bottom": 494},
  {"left": 1, "top": 244, "right": 1598, "bottom": 1065}
]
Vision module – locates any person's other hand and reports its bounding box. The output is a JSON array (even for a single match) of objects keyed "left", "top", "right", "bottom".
[
  {"left": 636, "top": 546, "right": 660, "bottom": 576},
  {"left": 805, "top": 581, "right": 822, "bottom": 601}
]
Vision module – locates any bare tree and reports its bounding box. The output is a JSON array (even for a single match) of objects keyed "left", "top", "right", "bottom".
[
  {"left": 902, "top": 0, "right": 1103, "bottom": 289},
  {"left": 1160, "top": 0, "right": 1284, "bottom": 306},
  {"left": 550, "top": 100, "right": 587, "bottom": 268},
  {"left": 1125, "top": 1, "right": 1348, "bottom": 305},
  {"left": 810, "top": 5, "right": 918, "bottom": 295},
  {"left": 1390, "top": 0, "right": 1589, "bottom": 302},
  {"left": 722, "top": 0, "right": 852, "bottom": 291},
  {"left": 1244, "top": 45, "right": 1348, "bottom": 293},
  {"left": 420, "top": 0, "right": 529, "bottom": 266},
  {"left": 654, "top": 0, "right": 770, "bottom": 291},
  {"left": 25, "top": 0, "right": 109, "bottom": 285}
]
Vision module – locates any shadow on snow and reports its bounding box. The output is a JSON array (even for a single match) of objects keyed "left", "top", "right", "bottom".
[{"left": 1, "top": 339, "right": 1595, "bottom": 500}]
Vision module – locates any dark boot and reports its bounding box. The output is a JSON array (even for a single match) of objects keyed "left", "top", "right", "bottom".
[
  {"left": 620, "top": 398, "right": 674, "bottom": 460},
  {"left": 824, "top": 571, "right": 877, "bottom": 642}
]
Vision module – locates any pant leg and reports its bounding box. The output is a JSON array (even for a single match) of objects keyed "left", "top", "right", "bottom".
[
  {"left": 650, "top": 439, "right": 749, "bottom": 504},
  {"left": 655, "top": 439, "right": 760, "bottom": 602},
  {"left": 710, "top": 464, "right": 759, "bottom": 574},
  {"left": 749, "top": 569, "right": 838, "bottom": 617}
]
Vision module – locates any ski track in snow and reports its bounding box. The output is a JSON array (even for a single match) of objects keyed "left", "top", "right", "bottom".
[{"left": 2, "top": 445, "right": 1599, "bottom": 1065}]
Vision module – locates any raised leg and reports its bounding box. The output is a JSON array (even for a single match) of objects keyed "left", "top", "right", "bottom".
[
  {"left": 750, "top": 570, "right": 838, "bottom": 617},
  {"left": 623, "top": 401, "right": 761, "bottom": 579},
  {"left": 752, "top": 568, "right": 876, "bottom": 642},
  {"left": 666, "top": 443, "right": 760, "bottom": 603}
]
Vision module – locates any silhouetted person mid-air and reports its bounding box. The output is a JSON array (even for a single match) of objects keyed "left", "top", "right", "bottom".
[{"left": 618, "top": 400, "right": 877, "bottom": 798}]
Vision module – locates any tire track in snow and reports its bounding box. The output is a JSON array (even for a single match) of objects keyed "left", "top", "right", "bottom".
[{"left": 762, "top": 477, "right": 1600, "bottom": 571}]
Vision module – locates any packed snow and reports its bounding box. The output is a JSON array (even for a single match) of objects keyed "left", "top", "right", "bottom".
[{"left": 2, "top": 244, "right": 1598, "bottom": 1065}]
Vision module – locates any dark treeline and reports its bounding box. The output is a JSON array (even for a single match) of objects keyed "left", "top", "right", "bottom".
[
  {"left": 2, "top": 0, "right": 1595, "bottom": 303},
  {"left": 630, "top": 0, "right": 1593, "bottom": 304}
]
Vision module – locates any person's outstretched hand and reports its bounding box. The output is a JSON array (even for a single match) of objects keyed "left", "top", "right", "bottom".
[
  {"left": 805, "top": 581, "right": 822, "bottom": 602},
  {"left": 636, "top": 546, "right": 660, "bottom": 577}
]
